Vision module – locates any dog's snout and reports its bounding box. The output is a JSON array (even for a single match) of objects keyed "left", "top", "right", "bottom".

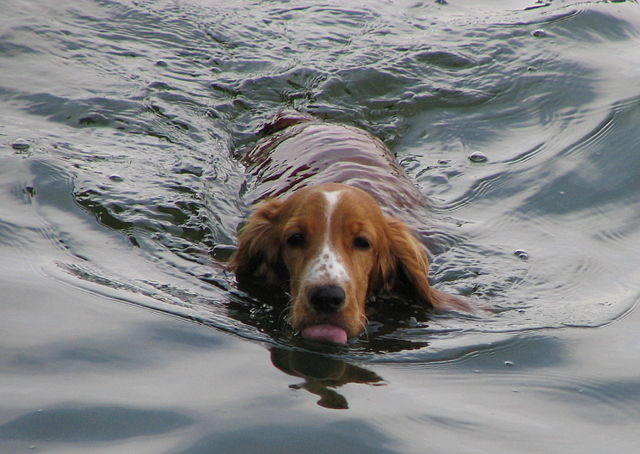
[{"left": 308, "top": 285, "right": 345, "bottom": 313}]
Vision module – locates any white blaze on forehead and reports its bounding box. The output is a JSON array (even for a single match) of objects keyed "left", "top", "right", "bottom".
[
  {"left": 323, "top": 190, "right": 342, "bottom": 213},
  {"left": 303, "top": 190, "right": 349, "bottom": 284}
]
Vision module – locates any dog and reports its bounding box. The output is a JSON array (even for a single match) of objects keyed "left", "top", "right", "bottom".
[{"left": 230, "top": 111, "right": 472, "bottom": 344}]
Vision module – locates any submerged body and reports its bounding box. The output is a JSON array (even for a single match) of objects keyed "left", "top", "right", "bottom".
[{"left": 242, "top": 111, "right": 429, "bottom": 228}]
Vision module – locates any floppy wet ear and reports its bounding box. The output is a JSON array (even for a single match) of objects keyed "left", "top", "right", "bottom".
[
  {"left": 229, "top": 198, "right": 285, "bottom": 286},
  {"left": 379, "top": 217, "right": 473, "bottom": 312}
]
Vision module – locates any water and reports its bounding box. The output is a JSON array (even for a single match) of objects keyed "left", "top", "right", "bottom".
[{"left": 1, "top": 0, "right": 640, "bottom": 452}]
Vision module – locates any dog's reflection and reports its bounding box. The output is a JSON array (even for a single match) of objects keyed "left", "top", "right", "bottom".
[{"left": 270, "top": 347, "right": 384, "bottom": 409}]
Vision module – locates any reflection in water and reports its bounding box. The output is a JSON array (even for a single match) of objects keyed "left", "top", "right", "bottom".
[{"left": 270, "top": 348, "right": 384, "bottom": 409}]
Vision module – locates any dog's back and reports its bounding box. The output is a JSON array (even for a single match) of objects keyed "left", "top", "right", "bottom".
[{"left": 242, "top": 111, "right": 428, "bottom": 225}]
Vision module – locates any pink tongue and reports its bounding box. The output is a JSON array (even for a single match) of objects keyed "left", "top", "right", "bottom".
[{"left": 301, "top": 324, "right": 348, "bottom": 344}]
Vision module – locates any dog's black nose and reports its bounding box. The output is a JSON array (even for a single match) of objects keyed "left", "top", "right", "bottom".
[{"left": 309, "top": 285, "right": 345, "bottom": 313}]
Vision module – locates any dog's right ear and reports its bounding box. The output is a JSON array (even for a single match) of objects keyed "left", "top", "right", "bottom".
[{"left": 229, "top": 198, "right": 285, "bottom": 286}]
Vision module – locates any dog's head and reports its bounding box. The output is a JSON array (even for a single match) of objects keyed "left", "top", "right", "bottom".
[{"left": 230, "top": 183, "right": 470, "bottom": 343}]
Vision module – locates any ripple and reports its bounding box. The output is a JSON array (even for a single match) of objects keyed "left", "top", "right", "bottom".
[
  {"left": 440, "top": 174, "right": 505, "bottom": 211},
  {"left": 535, "top": 7, "right": 640, "bottom": 43},
  {"left": 3, "top": 0, "right": 640, "bottom": 361}
]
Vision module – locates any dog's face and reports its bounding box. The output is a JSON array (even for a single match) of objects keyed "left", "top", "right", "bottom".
[
  {"left": 231, "top": 183, "right": 468, "bottom": 343},
  {"left": 278, "top": 185, "right": 383, "bottom": 342}
]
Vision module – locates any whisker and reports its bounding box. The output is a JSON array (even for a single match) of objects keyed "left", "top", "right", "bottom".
[
  {"left": 358, "top": 315, "right": 370, "bottom": 342},
  {"left": 278, "top": 303, "right": 292, "bottom": 329}
]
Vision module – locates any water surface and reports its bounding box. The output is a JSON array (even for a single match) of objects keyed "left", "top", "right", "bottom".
[{"left": 1, "top": 0, "right": 640, "bottom": 452}]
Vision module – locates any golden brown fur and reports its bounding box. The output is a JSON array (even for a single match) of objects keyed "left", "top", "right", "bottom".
[{"left": 231, "top": 182, "right": 471, "bottom": 341}]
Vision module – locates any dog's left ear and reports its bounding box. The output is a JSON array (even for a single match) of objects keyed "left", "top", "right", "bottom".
[
  {"left": 229, "top": 198, "right": 286, "bottom": 287},
  {"left": 376, "top": 217, "right": 473, "bottom": 312}
]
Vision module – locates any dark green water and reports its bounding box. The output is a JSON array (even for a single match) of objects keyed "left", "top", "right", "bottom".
[{"left": 1, "top": 0, "right": 639, "bottom": 452}]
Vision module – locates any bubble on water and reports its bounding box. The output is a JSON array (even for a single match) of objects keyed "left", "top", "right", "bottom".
[
  {"left": 109, "top": 174, "right": 124, "bottom": 182},
  {"left": 514, "top": 249, "right": 529, "bottom": 260},
  {"left": 11, "top": 138, "right": 30, "bottom": 151},
  {"left": 468, "top": 151, "right": 488, "bottom": 163},
  {"left": 532, "top": 29, "right": 548, "bottom": 38},
  {"left": 504, "top": 360, "right": 515, "bottom": 367}
]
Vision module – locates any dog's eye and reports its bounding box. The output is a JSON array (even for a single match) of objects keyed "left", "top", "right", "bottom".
[
  {"left": 286, "top": 233, "right": 306, "bottom": 248},
  {"left": 353, "top": 236, "right": 371, "bottom": 250}
]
